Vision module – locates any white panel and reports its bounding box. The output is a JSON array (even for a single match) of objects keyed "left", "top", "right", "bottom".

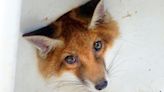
[
  {"left": 0, "top": 0, "right": 21, "bottom": 92},
  {"left": 20, "top": 0, "right": 90, "bottom": 33}
]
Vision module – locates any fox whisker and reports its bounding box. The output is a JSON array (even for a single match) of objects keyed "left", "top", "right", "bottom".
[{"left": 107, "top": 42, "right": 123, "bottom": 73}]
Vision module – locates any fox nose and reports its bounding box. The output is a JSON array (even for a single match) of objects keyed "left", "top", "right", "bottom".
[{"left": 95, "top": 80, "right": 108, "bottom": 90}]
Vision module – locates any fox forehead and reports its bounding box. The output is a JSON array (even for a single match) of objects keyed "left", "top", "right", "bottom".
[
  {"left": 62, "top": 31, "right": 97, "bottom": 50},
  {"left": 55, "top": 16, "right": 99, "bottom": 50}
]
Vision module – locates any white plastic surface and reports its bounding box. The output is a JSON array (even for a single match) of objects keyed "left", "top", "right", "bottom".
[
  {"left": 20, "top": 0, "right": 90, "bottom": 33},
  {"left": 0, "top": 0, "right": 21, "bottom": 92}
]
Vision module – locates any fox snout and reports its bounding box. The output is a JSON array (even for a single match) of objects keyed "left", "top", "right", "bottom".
[
  {"left": 81, "top": 58, "right": 108, "bottom": 91},
  {"left": 95, "top": 79, "right": 108, "bottom": 90}
]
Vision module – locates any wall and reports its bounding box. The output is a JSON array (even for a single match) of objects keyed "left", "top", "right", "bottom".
[{"left": 105, "top": 0, "right": 164, "bottom": 91}]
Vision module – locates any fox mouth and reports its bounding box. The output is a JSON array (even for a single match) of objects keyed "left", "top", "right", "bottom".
[
  {"left": 82, "top": 79, "right": 108, "bottom": 92},
  {"left": 80, "top": 79, "right": 107, "bottom": 90},
  {"left": 47, "top": 72, "right": 109, "bottom": 92}
]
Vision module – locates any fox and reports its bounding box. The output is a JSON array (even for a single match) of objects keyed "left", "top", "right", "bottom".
[{"left": 23, "top": 0, "right": 119, "bottom": 92}]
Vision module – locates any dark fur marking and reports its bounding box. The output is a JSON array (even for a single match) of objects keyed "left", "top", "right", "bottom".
[
  {"left": 79, "top": 0, "right": 100, "bottom": 17},
  {"left": 23, "top": 25, "right": 54, "bottom": 37}
]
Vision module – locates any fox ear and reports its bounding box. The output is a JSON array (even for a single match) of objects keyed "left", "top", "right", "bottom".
[
  {"left": 24, "top": 36, "right": 63, "bottom": 58},
  {"left": 89, "top": 0, "right": 110, "bottom": 29}
]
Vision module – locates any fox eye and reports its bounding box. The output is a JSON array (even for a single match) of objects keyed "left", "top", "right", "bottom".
[
  {"left": 64, "top": 55, "right": 77, "bottom": 64},
  {"left": 94, "top": 41, "right": 102, "bottom": 51}
]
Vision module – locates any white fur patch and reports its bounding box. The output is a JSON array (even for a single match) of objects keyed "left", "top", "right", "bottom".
[
  {"left": 41, "top": 72, "right": 110, "bottom": 92},
  {"left": 43, "top": 72, "right": 90, "bottom": 92}
]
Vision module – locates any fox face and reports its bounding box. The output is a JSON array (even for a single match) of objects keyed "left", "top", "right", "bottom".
[{"left": 23, "top": 0, "right": 119, "bottom": 91}]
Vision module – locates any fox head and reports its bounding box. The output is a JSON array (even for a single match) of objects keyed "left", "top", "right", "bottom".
[{"left": 23, "top": 0, "right": 119, "bottom": 91}]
